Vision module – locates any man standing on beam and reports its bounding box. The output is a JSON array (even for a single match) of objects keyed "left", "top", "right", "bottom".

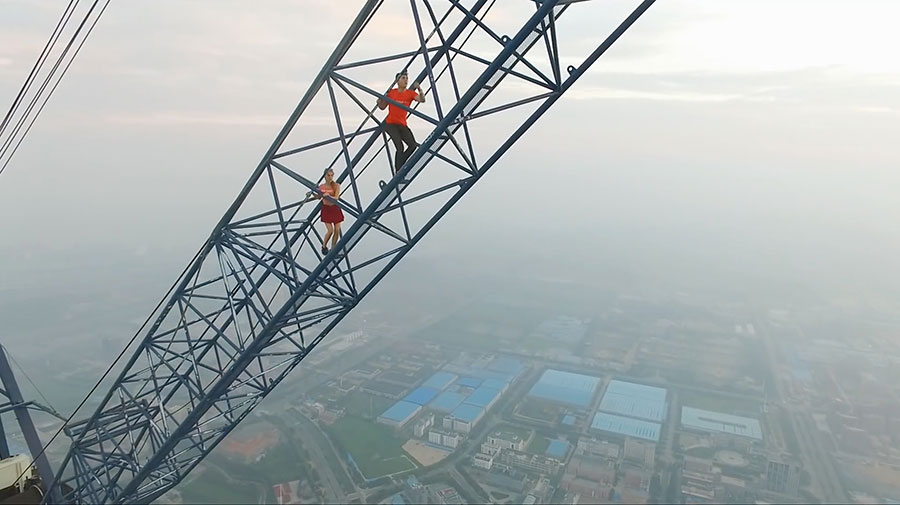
[{"left": 377, "top": 70, "right": 425, "bottom": 180}]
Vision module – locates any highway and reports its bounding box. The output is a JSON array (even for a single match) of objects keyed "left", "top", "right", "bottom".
[{"left": 758, "top": 316, "right": 847, "bottom": 503}]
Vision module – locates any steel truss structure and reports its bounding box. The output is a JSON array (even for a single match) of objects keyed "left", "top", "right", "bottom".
[
  {"left": 50, "top": 0, "right": 655, "bottom": 503},
  {"left": 0, "top": 345, "right": 65, "bottom": 503}
]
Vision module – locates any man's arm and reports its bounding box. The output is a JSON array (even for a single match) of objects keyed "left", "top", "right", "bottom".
[
  {"left": 413, "top": 83, "right": 426, "bottom": 103},
  {"left": 377, "top": 96, "right": 388, "bottom": 110}
]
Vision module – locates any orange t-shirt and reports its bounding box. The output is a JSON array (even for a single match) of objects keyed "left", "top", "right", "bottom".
[{"left": 385, "top": 88, "right": 419, "bottom": 126}]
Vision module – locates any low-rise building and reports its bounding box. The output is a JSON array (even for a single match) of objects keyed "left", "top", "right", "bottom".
[
  {"left": 576, "top": 438, "right": 620, "bottom": 459},
  {"left": 428, "top": 430, "right": 460, "bottom": 449},
  {"left": 621, "top": 465, "right": 652, "bottom": 492},
  {"left": 480, "top": 442, "right": 502, "bottom": 457},
  {"left": 560, "top": 474, "right": 611, "bottom": 501},
  {"left": 442, "top": 432, "right": 460, "bottom": 449},
  {"left": 624, "top": 437, "right": 656, "bottom": 467},
  {"left": 473, "top": 452, "right": 494, "bottom": 470},
  {"left": 620, "top": 488, "right": 650, "bottom": 504},
  {"left": 765, "top": 454, "right": 800, "bottom": 497},
  {"left": 414, "top": 413, "right": 435, "bottom": 438},
  {"left": 487, "top": 430, "right": 530, "bottom": 452},
  {"left": 502, "top": 450, "right": 563, "bottom": 476},
  {"left": 681, "top": 467, "right": 719, "bottom": 504},
  {"left": 566, "top": 455, "right": 616, "bottom": 485}
]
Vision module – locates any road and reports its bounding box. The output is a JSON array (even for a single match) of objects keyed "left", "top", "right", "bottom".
[
  {"left": 267, "top": 411, "right": 354, "bottom": 503},
  {"left": 658, "top": 388, "right": 679, "bottom": 499},
  {"left": 295, "top": 412, "right": 362, "bottom": 501},
  {"left": 758, "top": 316, "right": 847, "bottom": 503}
]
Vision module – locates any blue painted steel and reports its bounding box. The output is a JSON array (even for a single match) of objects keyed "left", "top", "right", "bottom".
[
  {"left": 528, "top": 369, "right": 601, "bottom": 408},
  {"left": 598, "top": 380, "right": 668, "bottom": 422},
  {"left": 462, "top": 386, "right": 499, "bottom": 408},
  {"left": 0, "top": 345, "right": 62, "bottom": 503},
  {"left": 546, "top": 439, "right": 569, "bottom": 458},
  {"left": 379, "top": 400, "right": 422, "bottom": 423},
  {"left": 456, "top": 377, "right": 481, "bottom": 388},
  {"left": 590, "top": 411, "right": 661, "bottom": 442},
  {"left": 429, "top": 391, "right": 467, "bottom": 413},
  {"left": 49, "top": 1, "right": 658, "bottom": 503},
  {"left": 0, "top": 408, "right": 8, "bottom": 459},
  {"left": 403, "top": 386, "right": 440, "bottom": 405},
  {"left": 422, "top": 371, "right": 457, "bottom": 391},
  {"left": 449, "top": 403, "right": 483, "bottom": 423}
]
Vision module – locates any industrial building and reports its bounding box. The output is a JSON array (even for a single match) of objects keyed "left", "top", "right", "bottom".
[
  {"left": 482, "top": 378, "right": 509, "bottom": 393},
  {"left": 624, "top": 437, "right": 656, "bottom": 467},
  {"left": 448, "top": 403, "right": 485, "bottom": 433},
  {"left": 545, "top": 439, "right": 570, "bottom": 460},
  {"left": 463, "top": 386, "right": 501, "bottom": 409},
  {"left": 403, "top": 386, "right": 441, "bottom": 406},
  {"left": 590, "top": 412, "right": 661, "bottom": 442},
  {"left": 378, "top": 400, "right": 422, "bottom": 428},
  {"left": 527, "top": 369, "right": 602, "bottom": 408},
  {"left": 681, "top": 406, "right": 763, "bottom": 441},
  {"left": 422, "top": 371, "right": 458, "bottom": 391},
  {"left": 597, "top": 380, "right": 668, "bottom": 423},
  {"left": 361, "top": 380, "right": 409, "bottom": 399},
  {"left": 430, "top": 391, "right": 467, "bottom": 413},
  {"left": 442, "top": 356, "right": 525, "bottom": 390},
  {"left": 457, "top": 377, "right": 482, "bottom": 389}
]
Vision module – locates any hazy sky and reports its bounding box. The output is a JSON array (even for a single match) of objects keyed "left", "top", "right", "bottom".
[{"left": 1, "top": 0, "right": 899, "bottom": 303}]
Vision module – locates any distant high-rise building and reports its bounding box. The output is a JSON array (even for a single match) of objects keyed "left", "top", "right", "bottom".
[{"left": 765, "top": 456, "right": 800, "bottom": 496}]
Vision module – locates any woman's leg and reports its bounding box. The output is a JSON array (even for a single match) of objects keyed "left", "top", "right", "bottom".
[
  {"left": 332, "top": 222, "right": 342, "bottom": 249},
  {"left": 322, "top": 222, "right": 334, "bottom": 253}
]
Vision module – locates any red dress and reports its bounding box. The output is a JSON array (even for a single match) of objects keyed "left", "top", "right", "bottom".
[{"left": 320, "top": 184, "right": 344, "bottom": 224}]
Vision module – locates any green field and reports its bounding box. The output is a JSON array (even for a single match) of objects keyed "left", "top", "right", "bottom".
[
  {"left": 179, "top": 464, "right": 262, "bottom": 504},
  {"left": 517, "top": 399, "right": 560, "bottom": 423},
  {"left": 329, "top": 416, "right": 416, "bottom": 479},
  {"left": 341, "top": 390, "right": 395, "bottom": 419}
]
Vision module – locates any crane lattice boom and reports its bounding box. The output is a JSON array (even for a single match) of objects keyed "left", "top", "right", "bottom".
[{"left": 50, "top": 1, "right": 655, "bottom": 503}]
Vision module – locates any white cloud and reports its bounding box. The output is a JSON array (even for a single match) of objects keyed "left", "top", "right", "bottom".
[
  {"left": 103, "top": 112, "right": 335, "bottom": 128},
  {"left": 594, "top": 1, "right": 900, "bottom": 77},
  {"left": 853, "top": 106, "right": 898, "bottom": 115},
  {"left": 104, "top": 112, "right": 286, "bottom": 127},
  {"left": 567, "top": 86, "right": 750, "bottom": 103}
]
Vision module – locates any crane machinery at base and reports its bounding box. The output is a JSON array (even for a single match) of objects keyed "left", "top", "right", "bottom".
[{"left": 0, "top": 0, "right": 656, "bottom": 503}]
